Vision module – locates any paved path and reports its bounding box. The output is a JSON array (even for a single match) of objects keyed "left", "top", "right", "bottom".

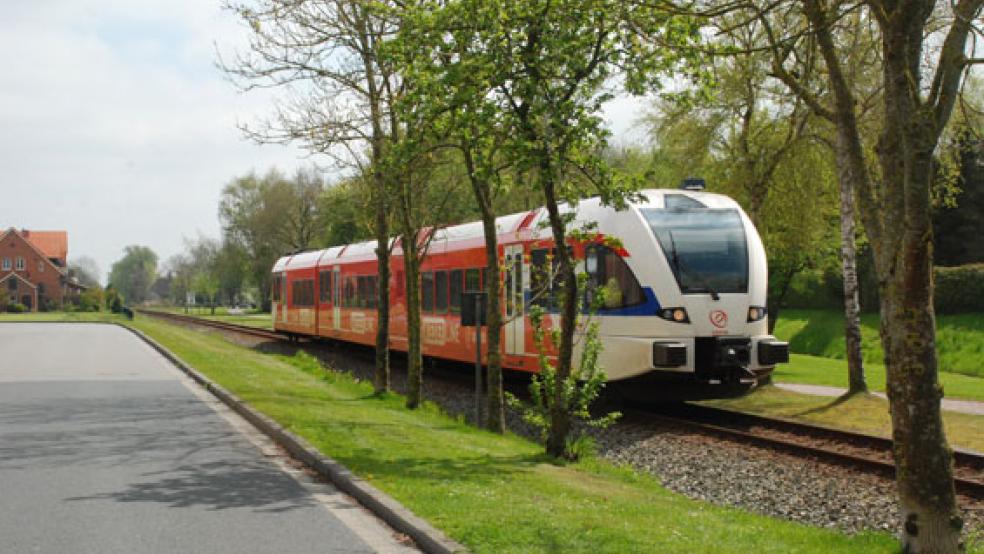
[
  {"left": 776, "top": 382, "right": 984, "bottom": 415},
  {"left": 0, "top": 323, "right": 414, "bottom": 554}
]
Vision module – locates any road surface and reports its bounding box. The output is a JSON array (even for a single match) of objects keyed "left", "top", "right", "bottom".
[{"left": 0, "top": 323, "right": 414, "bottom": 554}]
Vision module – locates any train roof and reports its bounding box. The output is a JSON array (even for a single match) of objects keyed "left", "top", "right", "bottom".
[{"left": 273, "top": 187, "right": 743, "bottom": 272}]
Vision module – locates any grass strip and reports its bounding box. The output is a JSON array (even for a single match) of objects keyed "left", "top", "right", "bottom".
[
  {"left": 702, "top": 385, "right": 984, "bottom": 453},
  {"left": 774, "top": 309, "right": 984, "bottom": 379},
  {"left": 774, "top": 353, "right": 984, "bottom": 403},
  {"left": 123, "top": 315, "right": 899, "bottom": 553}
]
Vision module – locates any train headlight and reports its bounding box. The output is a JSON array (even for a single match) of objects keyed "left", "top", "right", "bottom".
[
  {"left": 747, "top": 306, "right": 767, "bottom": 322},
  {"left": 658, "top": 307, "right": 690, "bottom": 323}
]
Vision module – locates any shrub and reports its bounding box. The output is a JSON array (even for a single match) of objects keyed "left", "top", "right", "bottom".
[
  {"left": 935, "top": 264, "right": 984, "bottom": 314},
  {"left": 780, "top": 263, "right": 984, "bottom": 316},
  {"left": 7, "top": 303, "right": 27, "bottom": 313}
]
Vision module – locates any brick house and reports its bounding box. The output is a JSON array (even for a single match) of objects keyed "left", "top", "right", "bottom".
[{"left": 0, "top": 228, "right": 84, "bottom": 311}]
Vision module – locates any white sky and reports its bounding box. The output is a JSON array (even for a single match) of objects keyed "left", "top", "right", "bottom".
[{"left": 0, "top": 1, "right": 649, "bottom": 285}]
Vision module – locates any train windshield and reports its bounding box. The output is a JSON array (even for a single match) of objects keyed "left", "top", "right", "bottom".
[{"left": 639, "top": 208, "right": 749, "bottom": 295}]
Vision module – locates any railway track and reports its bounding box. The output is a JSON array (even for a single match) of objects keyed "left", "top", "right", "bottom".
[
  {"left": 137, "top": 308, "right": 984, "bottom": 501},
  {"left": 134, "top": 308, "right": 286, "bottom": 341},
  {"left": 639, "top": 404, "right": 984, "bottom": 500}
]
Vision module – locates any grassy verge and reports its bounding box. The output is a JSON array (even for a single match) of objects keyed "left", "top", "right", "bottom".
[
  {"left": 774, "top": 309, "right": 984, "bottom": 379},
  {"left": 775, "top": 353, "right": 984, "bottom": 403},
  {"left": 701, "top": 385, "right": 984, "bottom": 453},
  {"left": 152, "top": 306, "right": 274, "bottom": 329},
  {"left": 125, "top": 315, "right": 897, "bottom": 553},
  {"left": 0, "top": 312, "right": 123, "bottom": 323}
]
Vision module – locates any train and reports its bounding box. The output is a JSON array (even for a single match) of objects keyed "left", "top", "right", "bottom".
[{"left": 271, "top": 184, "right": 789, "bottom": 401}]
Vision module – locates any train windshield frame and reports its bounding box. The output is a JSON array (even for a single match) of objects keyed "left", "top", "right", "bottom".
[{"left": 639, "top": 207, "right": 749, "bottom": 295}]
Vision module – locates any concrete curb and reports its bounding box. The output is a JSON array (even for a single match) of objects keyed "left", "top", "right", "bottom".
[{"left": 118, "top": 323, "right": 467, "bottom": 554}]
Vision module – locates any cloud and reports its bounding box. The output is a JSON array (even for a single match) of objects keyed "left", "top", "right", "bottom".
[
  {"left": 0, "top": 1, "right": 648, "bottom": 285},
  {"left": 0, "top": 1, "right": 308, "bottom": 281}
]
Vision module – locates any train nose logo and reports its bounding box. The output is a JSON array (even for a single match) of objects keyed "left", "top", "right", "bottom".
[{"left": 709, "top": 310, "right": 728, "bottom": 329}]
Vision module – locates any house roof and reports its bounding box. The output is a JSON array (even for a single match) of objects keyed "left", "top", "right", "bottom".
[
  {"left": 20, "top": 230, "right": 68, "bottom": 261},
  {"left": 0, "top": 228, "right": 69, "bottom": 275}
]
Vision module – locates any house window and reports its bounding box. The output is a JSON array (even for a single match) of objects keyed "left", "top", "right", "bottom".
[
  {"left": 39, "top": 260, "right": 44, "bottom": 272},
  {"left": 15, "top": 257, "right": 24, "bottom": 271},
  {"left": 8, "top": 278, "right": 16, "bottom": 292},
  {"left": 1, "top": 257, "right": 9, "bottom": 270}
]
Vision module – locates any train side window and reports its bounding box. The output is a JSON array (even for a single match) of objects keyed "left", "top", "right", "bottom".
[
  {"left": 449, "top": 269, "right": 463, "bottom": 313},
  {"left": 465, "top": 268, "right": 480, "bottom": 292},
  {"left": 306, "top": 280, "right": 315, "bottom": 306},
  {"left": 435, "top": 271, "right": 449, "bottom": 314},
  {"left": 319, "top": 271, "right": 331, "bottom": 304},
  {"left": 481, "top": 267, "right": 489, "bottom": 290},
  {"left": 585, "top": 245, "right": 646, "bottom": 310},
  {"left": 357, "top": 276, "right": 367, "bottom": 308},
  {"left": 421, "top": 272, "right": 434, "bottom": 313},
  {"left": 345, "top": 277, "right": 355, "bottom": 307},
  {"left": 272, "top": 274, "right": 282, "bottom": 302},
  {"left": 530, "top": 248, "right": 551, "bottom": 308},
  {"left": 366, "top": 275, "right": 379, "bottom": 310}
]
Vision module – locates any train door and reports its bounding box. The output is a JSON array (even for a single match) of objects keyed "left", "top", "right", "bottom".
[
  {"left": 280, "top": 275, "right": 288, "bottom": 322},
  {"left": 332, "top": 266, "right": 341, "bottom": 330},
  {"left": 503, "top": 244, "right": 526, "bottom": 355}
]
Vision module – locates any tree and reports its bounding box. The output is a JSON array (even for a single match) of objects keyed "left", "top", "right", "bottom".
[
  {"left": 748, "top": 0, "right": 984, "bottom": 549},
  {"left": 108, "top": 246, "right": 158, "bottom": 304},
  {"left": 68, "top": 256, "right": 101, "bottom": 288},
  {"left": 395, "top": 2, "right": 514, "bottom": 428},
  {"left": 224, "top": 0, "right": 405, "bottom": 394},
  {"left": 428, "top": 0, "right": 692, "bottom": 457},
  {"left": 218, "top": 169, "right": 323, "bottom": 310}
]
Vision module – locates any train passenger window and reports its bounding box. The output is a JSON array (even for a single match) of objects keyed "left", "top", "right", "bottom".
[
  {"left": 272, "top": 274, "right": 282, "bottom": 302},
  {"left": 421, "top": 272, "right": 434, "bottom": 312},
  {"left": 585, "top": 245, "right": 646, "bottom": 310},
  {"left": 357, "top": 276, "right": 368, "bottom": 308},
  {"left": 482, "top": 267, "right": 489, "bottom": 290},
  {"left": 465, "top": 268, "right": 480, "bottom": 292},
  {"left": 449, "top": 270, "right": 463, "bottom": 313},
  {"left": 366, "top": 275, "right": 379, "bottom": 310},
  {"left": 435, "top": 271, "right": 448, "bottom": 314},
  {"left": 319, "top": 271, "right": 331, "bottom": 304},
  {"left": 530, "top": 249, "right": 551, "bottom": 308},
  {"left": 345, "top": 277, "right": 355, "bottom": 307}
]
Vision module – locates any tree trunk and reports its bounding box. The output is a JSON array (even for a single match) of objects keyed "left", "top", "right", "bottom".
[
  {"left": 874, "top": 13, "right": 961, "bottom": 551},
  {"left": 462, "top": 146, "right": 505, "bottom": 433},
  {"left": 373, "top": 169, "right": 391, "bottom": 394},
  {"left": 403, "top": 234, "right": 423, "bottom": 409},
  {"left": 800, "top": 0, "right": 963, "bottom": 547},
  {"left": 834, "top": 137, "right": 867, "bottom": 394},
  {"left": 541, "top": 166, "right": 576, "bottom": 459}
]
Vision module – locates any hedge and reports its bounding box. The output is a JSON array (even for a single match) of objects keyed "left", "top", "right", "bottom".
[{"left": 778, "top": 263, "right": 984, "bottom": 315}]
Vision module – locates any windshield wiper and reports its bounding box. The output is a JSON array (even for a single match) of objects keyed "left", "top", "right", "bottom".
[{"left": 667, "top": 230, "right": 720, "bottom": 301}]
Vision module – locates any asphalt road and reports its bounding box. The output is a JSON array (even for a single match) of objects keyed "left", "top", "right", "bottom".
[{"left": 0, "top": 323, "right": 413, "bottom": 554}]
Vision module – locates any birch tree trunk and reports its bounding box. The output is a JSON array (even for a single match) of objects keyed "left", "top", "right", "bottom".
[{"left": 833, "top": 136, "right": 867, "bottom": 394}]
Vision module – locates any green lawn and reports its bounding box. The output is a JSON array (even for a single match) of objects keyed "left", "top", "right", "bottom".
[
  {"left": 152, "top": 306, "right": 274, "bottom": 329},
  {"left": 775, "top": 353, "right": 984, "bottom": 403},
  {"left": 124, "top": 315, "right": 898, "bottom": 553},
  {"left": 0, "top": 311, "right": 123, "bottom": 323},
  {"left": 774, "top": 309, "right": 984, "bottom": 379},
  {"left": 702, "top": 385, "right": 984, "bottom": 453}
]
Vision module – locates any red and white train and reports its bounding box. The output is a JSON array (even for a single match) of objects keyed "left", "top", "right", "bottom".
[{"left": 272, "top": 186, "right": 789, "bottom": 400}]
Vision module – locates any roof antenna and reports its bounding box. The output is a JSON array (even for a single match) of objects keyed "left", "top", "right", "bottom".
[{"left": 680, "top": 177, "right": 705, "bottom": 191}]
